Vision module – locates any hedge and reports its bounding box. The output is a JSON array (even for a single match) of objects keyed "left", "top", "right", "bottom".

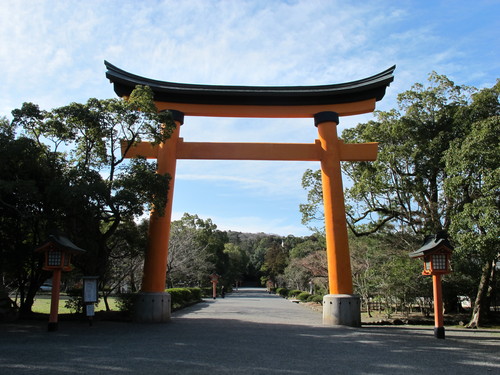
[
  {"left": 307, "top": 295, "right": 324, "bottom": 303},
  {"left": 166, "top": 287, "right": 202, "bottom": 308},
  {"left": 276, "top": 288, "right": 289, "bottom": 297},
  {"left": 288, "top": 289, "right": 302, "bottom": 298},
  {"left": 297, "top": 292, "right": 311, "bottom": 301}
]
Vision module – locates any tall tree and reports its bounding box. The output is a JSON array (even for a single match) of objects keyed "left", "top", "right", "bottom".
[
  {"left": 3, "top": 86, "right": 174, "bottom": 313},
  {"left": 167, "top": 213, "right": 228, "bottom": 287},
  {"left": 300, "top": 75, "right": 499, "bottom": 326},
  {"left": 301, "top": 73, "right": 474, "bottom": 236},
  {"left": 0, "top": 120, "right": 65, "bottom": 314},
  {"left": 444, "top": 81, "right": 500, "bottom": 327}
]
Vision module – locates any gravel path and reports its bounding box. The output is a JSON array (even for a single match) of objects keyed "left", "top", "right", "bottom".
[{"left": 1, "top": 287, "right": 498, "bottom": 374}]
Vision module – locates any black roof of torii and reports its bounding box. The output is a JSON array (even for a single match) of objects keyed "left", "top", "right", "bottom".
[{"left": 105, "top": 61, "right": 396, "bottom": 108}]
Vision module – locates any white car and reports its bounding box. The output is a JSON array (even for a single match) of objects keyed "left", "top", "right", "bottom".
[{"left": 39, "top": 283, "right": 52, "bottom": 292}]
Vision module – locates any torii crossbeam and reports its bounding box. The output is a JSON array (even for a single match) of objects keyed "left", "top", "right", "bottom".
[{"left": 105, "top": 61, "right": 395, "bottom": 326}]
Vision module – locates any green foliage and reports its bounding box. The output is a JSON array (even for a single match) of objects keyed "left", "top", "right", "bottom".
[
  {"left": 307, "top": 295, "right": 323, "bottom": 303},
  {"left": 297, "top": 75, "right": 499, "bottom": 325},
  {"left": 116, "top": 293, "right": 137, "bottom": 317},
  {"left": 200, "top": 287, "right": 214, "bottom": 298},
  {"left": 276, "top": 287, "right": 289, "bottom": 297},
  {"left": 166, "top": 287, "right": 203, "bottom": 309},
  {"left": 299, "top": 169, "right": 324, "bottom": 233},
  {"left": 1, "top": 86, "right": 174, "bottom": 313},
  {"left": 301, "top": 72, "right": 478, "bottom": 236},
  {"left": 288, "top": 289, "right": 302, "bottom": 297},
  {"left": 443, "top": 82, "right": 499, "bottom": 326},
  {"left": 297, "top": 292, "right": 311, "bottom": 301},
  {"left": 445, "top": 114, "right": 499, "bottom": 263},
  {"left": 167, "top": 213, "right": 229, "bottom": 288},
  {"left": 64, "top": 288, "right": 100, "bottom": 314}
]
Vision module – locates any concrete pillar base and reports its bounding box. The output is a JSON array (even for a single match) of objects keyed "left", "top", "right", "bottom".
[
  {"left": 135, "top": 292, "right": 171, "bottom": 323},
  {"left": 323, "top": 294, "right": 361, "bottom": 327}
]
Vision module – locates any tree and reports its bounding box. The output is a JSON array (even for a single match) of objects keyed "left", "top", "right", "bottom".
[
  {"left": 299, "top": 75, "right": 499, "bottom": 325},
  {"left": 223, "top": 243, "right": 248, "bottom": 287},
  {"left": 0, "top": 122, "right": 64, "bottom": 314},
  {"left": 300, "top": 73, "right": 474, "bottom": 236},
  {"left": 260, "top": 237, "right": 289, "bottom": 286},
  {"left": 444, "top": 82, "right": 500, "bottom": 327},
  {"left": 102, "top": 219, "right": 148, "bottom": 309},
  {"left": 167, "top": 213, "right": 228, "bottom": 287},
  {"left": 2, "top": 86, "right": 174, "bottom": 313}
]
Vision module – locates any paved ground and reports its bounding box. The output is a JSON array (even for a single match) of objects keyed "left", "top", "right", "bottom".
[{"left": 1, "top": 288, "right": 499, "bottom": 374}]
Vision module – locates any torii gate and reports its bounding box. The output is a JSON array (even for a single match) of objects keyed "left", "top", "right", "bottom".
[{"left": 105, "top": 61, "right": 395, "bottom": 326}]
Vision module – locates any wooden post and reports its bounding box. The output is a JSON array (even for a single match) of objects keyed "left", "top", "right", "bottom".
[
  {"left": 141, "top": 112, "right": 183, "bottom": 293},
  {"left": 315, "top": 112, "right": 353, "bottom": 295},
  {"left": 48, "top": 268, "right": 61, "bottom": 331},
  {"left": 433, "top": 274, "right": 445, "bottom": 339}
]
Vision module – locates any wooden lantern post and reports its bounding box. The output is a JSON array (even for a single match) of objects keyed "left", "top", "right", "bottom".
[
  {"left": 409, "top": 233, "right": 453, "bottom": 339},
  {"left": 210, "top": 273, "right": 220, "bottom": 300},
  {"left": 35, "top": 235, "right": 85, "bottom": 331}
]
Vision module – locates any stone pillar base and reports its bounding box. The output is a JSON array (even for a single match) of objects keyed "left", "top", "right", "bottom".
[
  {"left": 135, "top": 292, "right": 171, "bottom": 323},
  {"left": 323, "top": 294, "right": 361, "bottom": 327}
]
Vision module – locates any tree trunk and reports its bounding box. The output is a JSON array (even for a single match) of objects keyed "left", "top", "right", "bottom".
[
  {"left": 466, "top": 259, "right": 494, "bottom": 328},
  {"left": 103, "top": 294, "right": 111, "bottom": 312}
]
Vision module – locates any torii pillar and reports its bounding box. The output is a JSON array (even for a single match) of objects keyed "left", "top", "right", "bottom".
[
  {"left": 134, "top": 110, "right": 184, "bottom": 323},
  {"left": 315, "top": 112, "right": 360, "bottom": 327}
]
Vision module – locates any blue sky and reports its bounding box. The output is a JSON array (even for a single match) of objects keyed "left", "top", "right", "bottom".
[{"left": 1, "top": 0, "right": 499, "bottom": 236}]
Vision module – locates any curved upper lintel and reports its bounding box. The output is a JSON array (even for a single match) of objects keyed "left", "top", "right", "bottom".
[{"left": 104, "top": 61, "right": 395, "bottom": 118}]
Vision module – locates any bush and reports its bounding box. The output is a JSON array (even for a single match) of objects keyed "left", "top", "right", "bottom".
[
  {"left": 201, "top": 287, "right": 213, "bottom": 298},
  {"left": 116, "top": 292, "right": 137, "bottom": 317},
  {"left": 297, "top": 292, "right": 311, "bottom": 302},
  {"left": 307, "top": 295, "right": 323, "bottom": 303},
  {"left": 288, "top": 289, "right": 302, "bottom": 298},
  {"left": 166, "top": 287, "right": 203, "bottom": 309},
  {"left": 276, "top": 288, "right": 289, "bottom": 297},
  {"left": 167, "top": 288, "right": 191, "bottom": 305},
  {"left": 189, "top": 288, "right": 202, "bottom": 301}
]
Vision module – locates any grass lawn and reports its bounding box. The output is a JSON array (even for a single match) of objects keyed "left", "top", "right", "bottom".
[{"left": 32, "top": 293, "right": 119, "bottom": 314}]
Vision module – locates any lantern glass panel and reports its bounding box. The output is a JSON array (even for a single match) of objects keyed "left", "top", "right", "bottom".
[
  {"left": 48, "top": 250, "right": 62, "bottom": 266},
  {"left": 432, "top": 254, "right": 447, "bottom": 270},
  {"left": 424, "top": 256, "right": 431, "bottom": 271}
]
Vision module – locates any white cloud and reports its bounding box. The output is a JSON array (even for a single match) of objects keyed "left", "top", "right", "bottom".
[{"left": 1, "top": 0, "right": 498, "bottom": 235}]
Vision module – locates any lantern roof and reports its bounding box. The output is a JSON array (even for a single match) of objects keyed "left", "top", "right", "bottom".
[
  {"left": 35, "top": 235, "right": 86, "bottom": 255},
  {"left": 409, "top": 233, "right": 453, "bottom": 259},
  {"left": 104, "top": 61, "right": 396, "bottom": 117}
]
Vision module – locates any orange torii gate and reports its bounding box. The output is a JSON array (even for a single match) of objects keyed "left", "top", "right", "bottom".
[{"left": 105, "top": 61, "right": 395, "bottom": 326}]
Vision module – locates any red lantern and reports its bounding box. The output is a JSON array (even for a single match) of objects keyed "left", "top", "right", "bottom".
[
  {"left": 410, "top": 233, "right": 453, "bottom": 339},
  {"left": 35, "top": 235, "right": 85, "bottom": 331}
]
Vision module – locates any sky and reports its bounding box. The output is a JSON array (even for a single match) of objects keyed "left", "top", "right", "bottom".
[{"left": 1, "top": 0, "right": 499, "bottom": 236}]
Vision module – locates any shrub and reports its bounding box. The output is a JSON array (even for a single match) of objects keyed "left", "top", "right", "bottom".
[
  {"left": 201, "top": 287, "right": 213, "bottom": 298},
  {"left": 167, "top": 288, "right": 191, "bottom": 305},
  {"left": 288, "top": 289, "right": 302, "bottom": 298},
  {"left": 166, "top": 287, "right": 203, "bottom": 309},
  {"left": 189, "top": 287, "right": 202, "bottom": 301},
  {"left": 116, "top": 292, "right": 138, "bottom": 318},
  {"left": 307, "top": 295, "right": 323, "bottom": 303},
  {"left": 297, "top": 292, "right": 311, "bottom": 302},
  {"left": 276, "top": 288, "right": 289, "bottom": 297}
]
